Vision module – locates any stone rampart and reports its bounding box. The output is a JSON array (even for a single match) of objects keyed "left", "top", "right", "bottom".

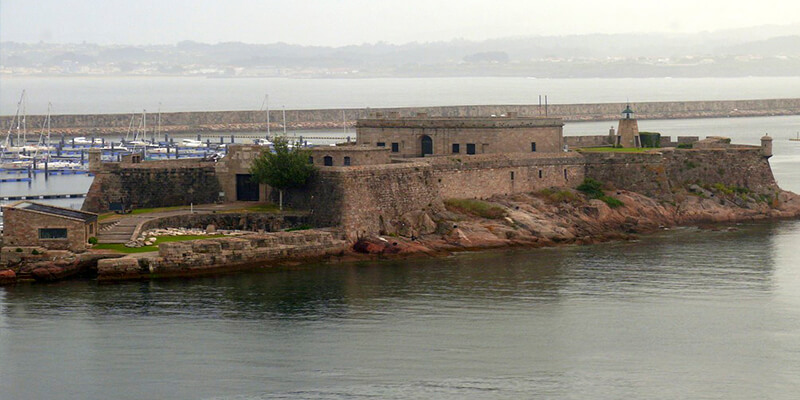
[
  {"left": 285, "top": 163, "right": 445, "bottom": 239},
  {"left": 138, "top": 212, "right": 308, "bottom": 233},
  {"left": 82, "top": 159, "right": 222, "bottom": 212},
  {"left": 564, "top": 135, "right": 612, "bottom": 148},
  {"left": 583, "top": 146, "right": 778, "bottom": 200},
  {"left": 5, "top": 98, "right": 799, "bottom": 136},
  {"left": 97, "top": 229, "right": 347, "bottom": 280},
  {"left": 427, "top": 153, "right": 586, "bottom": 199}
]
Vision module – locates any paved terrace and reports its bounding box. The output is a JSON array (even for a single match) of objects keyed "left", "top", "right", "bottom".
[{"left": 96, "top": 203, "right": 284, "bottom": 244}]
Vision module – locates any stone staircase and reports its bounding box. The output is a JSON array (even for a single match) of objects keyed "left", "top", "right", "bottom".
[{"left": 97, "top": 216, "right": 151, "bottom": 244}]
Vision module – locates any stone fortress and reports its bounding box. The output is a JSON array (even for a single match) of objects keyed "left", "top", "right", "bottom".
[{"left": 80, "top": 105, "right": 776, "bottom": 242}]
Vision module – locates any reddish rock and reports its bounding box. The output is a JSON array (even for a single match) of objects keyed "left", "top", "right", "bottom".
[{"left": 0, "top": 269, "right": 17, "bottom": 285}]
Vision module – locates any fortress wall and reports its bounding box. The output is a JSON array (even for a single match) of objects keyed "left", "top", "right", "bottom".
[
  {"left": 583, "top": 152, "right": 671, "bottom": 198},
  {"left": 82, "top": 161, "right": 222, "bottom": 213},
  {"left": 427, "top": 153, "right": 586, "bottom": 199},
  {"left": 4, "top": 98, "right": 799, "bottom": 135},
  {"left": 564, "top": 135, "right": 612, "bottom": 148},
  {"left": 583, "top": 147, "right": 779, "bottom": 200},
  {"left": 661, "top": 148, "right": 778, "bottom": 194},
  {"left": 284, "top": 163, "right": 445, "bottom": 239}
]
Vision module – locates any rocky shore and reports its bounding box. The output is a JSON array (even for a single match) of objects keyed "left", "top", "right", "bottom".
[
  {"left": 349, "top": 186, "right": 800, "bottom": 257},
  {"left": 3, "top": 182, "right": 799, "bottom": 285}
]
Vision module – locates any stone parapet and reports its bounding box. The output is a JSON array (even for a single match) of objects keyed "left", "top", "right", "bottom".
[{"left": 97, "top": 229, "right": 347, "bottom": 281}]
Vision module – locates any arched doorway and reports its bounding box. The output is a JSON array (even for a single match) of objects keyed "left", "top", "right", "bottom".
[{"left": 421, "top": 135, "right": 433, "bottom": 157}]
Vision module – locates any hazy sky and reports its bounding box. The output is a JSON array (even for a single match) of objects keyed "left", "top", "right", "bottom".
[{"left": 1, "top": 0, "right": 799, "bottom": 46}]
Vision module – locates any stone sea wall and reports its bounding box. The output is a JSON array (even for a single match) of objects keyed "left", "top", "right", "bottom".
[
  {"left": 583, "top": 147, "right": 778, "bottom": 200},
  {"left": 97, "top": 229, "right": 346, "bottom": 281},
  {"left": 4, "top": 98, "right": 799, "bottom": 136}
]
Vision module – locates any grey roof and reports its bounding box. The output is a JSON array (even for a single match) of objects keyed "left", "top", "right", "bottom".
[{"left": 13, "top": 201, "right": 97, "bottom": 222}]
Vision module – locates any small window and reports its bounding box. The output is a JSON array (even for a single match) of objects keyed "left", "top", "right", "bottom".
[
  {"left": 452, "top": 143, "right": 460, "bottom": 153},
  {"left": 531, "top": 142, "right": 537, "bottom": 152},
  {"left": 564, "top": 169, "right": 568, "bottom": 180},
  {"left": 466, "top": 143, "right": 476, "bottom": 155},
  {"left": 510, "top": 171, "right": 515, "bottom": 180},
  {"left": 39, "top": 228, "right": 68, "bottom": 239},
  {"left": 376, "top": 142, "right": 386, "bottom": 147},
  {"left": 539, "top": 170, "right": 543, "bottom": 179},
  {"left": 343, "top": 156, "right": 351, "bottom": 166},
  {"left": 308, "top": 156, "right": 314, "bottom": 164},
  {"left": 391, "top": 143, "right": 399, "bottom": 153},
  {"left": 324, "top": 156, "right": 333, "bottom": 166}
]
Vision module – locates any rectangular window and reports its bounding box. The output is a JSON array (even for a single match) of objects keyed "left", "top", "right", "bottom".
[
  {"left": 376, "top": 142, "right": 386, "bottom": 147},
  {"left": 308, "top": 156, "right": 314, "bottom": 164},
  {"left": 564, "top": 169, "right": 568, "bottom": 180},
  {"left": 343, "top": 156, "right": 351, "bottom": 166},
  {"left": 531, "top": 142, "right": 537, "bottom": 152},
  {"left": 510, "top": 171, "right": 515, "bottom": 180},
  {"left": 39, "top": 228, "right": 68, "bottom": 239},
  {"left": 391, "top": 142, "right": 399, "bottom": 152},
  {"left": 452, "top": 143, "right": 460, "bottom": 153},
  {"left": 466, "top": 143, "right": 476, "bottom": 155},
  {"left": 539, "top": 170, "right": 543, "bottom": 178}
]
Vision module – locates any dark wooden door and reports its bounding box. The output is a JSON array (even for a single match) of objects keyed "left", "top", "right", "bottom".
[
  {"left": 421, "top": 135, "right": 433, "bottom": 157},
  {"left": 236, "top": 174, "right": 259, "bottom": 201}
]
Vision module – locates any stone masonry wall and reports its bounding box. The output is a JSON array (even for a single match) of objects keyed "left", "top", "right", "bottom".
[
  {"left": 97, "top": 229, "right": 347, "bottom": 280},
  {"left": 428, "top": 153, "right": 586, "bottom": 199},
  {"left": 83, "top": 159, "right": 222, "bottom": 212},
  {"left": 583, "top": 147, "right": 779, "bottom": 200},
  {"left": 139, "top": 213, "right": 308, "bottom": 233},
  {"left": 6, "top": 98, "right": 798, "bottom": 136}
]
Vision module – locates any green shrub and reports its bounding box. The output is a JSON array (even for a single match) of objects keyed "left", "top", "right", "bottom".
[
  {"left": 444, "top": 198, "right": 506, "bottom": 219},
  {"left": 677, "top": 143, "right": 693, "bottom": 149},
  {"left": 539, "top": 188, "right": 579, "bottom": 203},
  {"left": 577, "top": 178, "right": 624, "bottom": 208},
  {"left": 88, "top": 236, "right": 98, "bottom": 245},
  {"left": 599, "top": 195, "right": 624, "bottom": 208},
  {"left": 31, "top": 249, "right": 40, "bottom": 255},
  {"left": 576, "top": 178, "right": 605, "bottom": 198},
  {"left": 639, "top": 132, "right": 661, "bottom": 148},
  {"left": 15, "top": 248, "right": 22, "bottom": 253}
]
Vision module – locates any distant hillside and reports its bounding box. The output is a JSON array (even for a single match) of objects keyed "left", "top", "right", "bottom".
[{"left": 2, "top": 25, "right": 799, "bottom": 78}]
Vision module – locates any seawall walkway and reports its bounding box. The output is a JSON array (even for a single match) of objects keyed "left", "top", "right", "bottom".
[{"left": 3, "top": 98, "right": 799, "bottom": 136}]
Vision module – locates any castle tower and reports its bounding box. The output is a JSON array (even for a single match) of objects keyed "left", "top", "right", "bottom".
[
  {"left": 617, "top": 104, "right": 640, "bottom": 148},
  {"left": 761, "top": 135, "right": 773, "bottom": 158},
  {"left": 87, "top": 148, "right": 103, "bottom": 173}
]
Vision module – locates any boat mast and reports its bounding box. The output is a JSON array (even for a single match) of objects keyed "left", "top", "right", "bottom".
[
  {"left": 157, "top": 103, "right": 162, "bottom": 139},
  {"left": 265, "top": 94, "right": 270, "bottom": 138},
  {"left": 142, "top": 109, "right": 147, "bottom": 143},
  {"left": 282, "top": 106, "right": 287, "bottom": 136}
]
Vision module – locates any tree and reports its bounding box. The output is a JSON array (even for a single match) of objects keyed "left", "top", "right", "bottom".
[{"left": 249, "top": 137, "right": 315, "bottom": 210}]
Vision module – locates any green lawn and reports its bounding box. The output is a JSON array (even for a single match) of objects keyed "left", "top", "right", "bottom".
[
  {"left": 577, "top": 147, "right": 654, "bottom": 153},
  {"left": 93, "top": 234, "right": 225, "bottom": 254}
]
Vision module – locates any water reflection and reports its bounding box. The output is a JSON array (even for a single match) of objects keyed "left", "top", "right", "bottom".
[
  {"left": 1, "top": 220, "right": 797, "bottom": 400},
  {"left": 1, "top": 222, "right": 780, "bottom": 321}
]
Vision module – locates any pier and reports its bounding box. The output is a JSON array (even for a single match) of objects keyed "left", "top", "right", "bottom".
[{"left": 1, "top": 193, "right": 87, "bottom": 201}]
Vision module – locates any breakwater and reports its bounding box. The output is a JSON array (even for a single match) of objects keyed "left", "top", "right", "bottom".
[{"left": 3, "top": 98, "right": 799, "bottom": 136}]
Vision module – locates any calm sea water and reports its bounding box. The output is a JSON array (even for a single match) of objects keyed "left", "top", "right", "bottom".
[
  {"left": 2, "top": 76, "right": 800, "bottom": 115},
  {"left": 1, "top": 222, "right": 799, "bottom": 399},
  {"left": 2, "top": 77, "right": 800, "bottom": 399}
]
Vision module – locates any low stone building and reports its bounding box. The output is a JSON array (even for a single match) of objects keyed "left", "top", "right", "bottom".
[
  {"left": 2, "top": 201, "right": 98, "bottom": 252},
  {"left": 308, "top": 144, "right": 391, "bottom": 167},
  {"left": 356, "top": 112, "right": 564, "bottom": 157}
]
